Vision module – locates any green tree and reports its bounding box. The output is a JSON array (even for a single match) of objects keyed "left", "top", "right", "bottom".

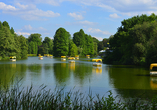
[
  {"left": 73, "top": 29, "right": 85, "bottom": 48},
  {"left": 73, "top": 29, "right": 94, "bottom": 56},
  {"left": 18, "top": 35, "right": 28, "bottom": 59},
  {"left": 105, "top": 13, "right": 157, "bottom": 65},
  {"left": 43, "top": 37, "right": 53, "bottom": 54},
  {"left": 2, "top": 21, "right": 10, "bottom": 29},
  {"left": 53, "top": 27, "right": 70, "bottom": 57},
  {"left": 28, "top": 33, "right": 42, "bottom": 46},
  {"left": 10, "top": 27, "right": 15, "bottom": 34},
  {"left": 68, "top": 40, "right": 78, "bottom": 56},
  {"left": 28, "top": 33, "right": 41, "bottom": 54},
  {"left": 28, "top": 41, "right": 37, "bottom": 54},
  {"left": 0, "top": 26, "right": 17, "bottom": 57},
  {"left": 93, "top": 37, "right": 99, "bottom": 55}
]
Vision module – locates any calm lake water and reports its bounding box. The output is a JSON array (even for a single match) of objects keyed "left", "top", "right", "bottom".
[{"left": 0, "top": 57, "right": 157, "bottom": 100}]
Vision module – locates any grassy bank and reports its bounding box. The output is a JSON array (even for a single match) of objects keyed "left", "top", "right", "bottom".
[
  {"left": 27, "top": 54, "right": 37, "bottom": 57},
  {"left": 0, "top": 81, "right": 157, "bottom": 109}
]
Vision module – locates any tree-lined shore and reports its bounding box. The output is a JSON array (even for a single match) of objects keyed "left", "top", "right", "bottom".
[
  {"left": 0, "top": 21, "right": 108, "bottom": 60},
  {"left": 103, "top": 13, "right": 157, "bottom": 66}
]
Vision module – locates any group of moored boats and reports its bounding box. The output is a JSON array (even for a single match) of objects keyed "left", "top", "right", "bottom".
[
  {"left": 38, "top": 54, "right": 53, "bottom": 60},
  {"left": 60, "top": 55, "right": 102, "bottom": 67},
  {"left": 8, "top": 55, "right": 157, "bottom": 76}
]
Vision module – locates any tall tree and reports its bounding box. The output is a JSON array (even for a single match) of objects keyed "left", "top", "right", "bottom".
[
  {"left": 104, "top": 13, "right": 157, "bottom": 65},
  {"left": 0, "top": 26, "right": 17, "bottom": 57},
  {"left": 28, "top": 33, "right": 42, "bottom": 54},
  {"left": 53, "top": 27, "right": 70, "bottom": 57},
  {"left": 43, "top": 37, "right": 53, "bottom": 54},
  {"left": 28, "top": 33, "right": 42, "bottom": 46},
  {"left": 68, "top": 40, "right": 78, "bottom": 56},
  {"left": 73, "top": 29, "right": 85, "bottom": 48}
]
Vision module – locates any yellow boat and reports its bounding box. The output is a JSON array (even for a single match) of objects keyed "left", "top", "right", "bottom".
[
  {"left": 92, "top": 59, "right": 102, "bottom": 62},
  {"left": 10, "top": 56, "right": 16, "bottom": 61},
  {"left": 61, "top": 56, "right": 66, "bottom": 58},
  {"left": 150, "top": 63, "right": 157, "bottom": 76},
  {"left": 38, "top": 56, "right": 43, "bottom": 60},
  {"left": 61, "top": 58, "right": 66, "bottom": 61},
  {"left": 93, "top": 63, "right": 102, "bottom": 67},
  {"left": 86, "top": 55, "right": 90, "bottom": 58},
  {"left": 68, "top": 57, "right": 75, "bottom": 60}
]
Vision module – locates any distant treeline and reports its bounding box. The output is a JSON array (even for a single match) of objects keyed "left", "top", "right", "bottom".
[
  {"left": 0, "top": 21, "right": 108, "bottom": 60},
  {"left": 103, "top": 13, "right": 157, "bottom": 66}
]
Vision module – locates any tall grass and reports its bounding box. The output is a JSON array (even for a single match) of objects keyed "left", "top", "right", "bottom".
[{"left": 0, "top": 79, "right": 157, "bottom": 109}]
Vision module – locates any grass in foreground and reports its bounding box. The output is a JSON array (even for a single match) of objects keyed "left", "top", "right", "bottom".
[{"left": 0, "top": 80, "right": 157, "bottom": 110}]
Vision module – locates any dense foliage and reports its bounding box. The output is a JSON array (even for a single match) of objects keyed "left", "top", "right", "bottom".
[
  {"left": 73, "top": 29, "right": 95, "bottom": 56},
  {"left": 0, "top": 21, "right": 107, "bottom": 59},
  {"left": 103, "top": 13, "right": 157, "bottom": 66},
  {"left": 0, "top": 21, "right": 28, "bottom": 59},
  {"left": 53, "top": 28, "right": 71, "bottom": 57}
]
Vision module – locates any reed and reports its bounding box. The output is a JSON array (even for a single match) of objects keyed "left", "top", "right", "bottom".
[{"left": 0, "top": 80, "right": 156, "bottom": 109}]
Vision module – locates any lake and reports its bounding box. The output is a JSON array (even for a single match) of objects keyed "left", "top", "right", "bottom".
[{"left": 0, "top": 56, "right": 156, "bottom": 101}]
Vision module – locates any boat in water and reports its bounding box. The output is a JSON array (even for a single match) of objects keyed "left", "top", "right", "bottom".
[
  {"left": 38, "top": 56, "right": 43, "bottom": 60},
  {"left": 10, "top": 56, "right": 16, "bottom": 61},
  {"left": 150, "top": 63, "right": 157, "bottom": 76}
]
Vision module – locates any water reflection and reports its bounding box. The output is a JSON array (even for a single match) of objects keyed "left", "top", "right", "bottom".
[
  {"left": 108, "top": 65, "right": 150, "bottom": 89},
  {"left": 68, "top": 63, "right": 75, "bottom": 71},
  {"left": 0, "top": 64, "right": 27, "bottom": 88},
  {"left": 1, "top": 58, "right": 157, "bottom": 100},
  {"left": 107, "top": 65, "right": 157, "bottom": 99},
  {"left": 28, "top": 64, "right": 42, "bottom": 73},
  {"left": 150, "top": 77, "right": 157, "bottom": 90},
  {"left": 73, "top": 63, "right": 93, "bottom": 85},
  {"left": 92, "top": 67, "right": 102, "bottom": 74},
  {"left": 53, "top": 63, "right": 70, "bottom": 85}
]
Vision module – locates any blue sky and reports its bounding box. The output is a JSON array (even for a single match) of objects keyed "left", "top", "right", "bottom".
[{"left": 0, "top": 0, "right": 157, "bottom": 41}]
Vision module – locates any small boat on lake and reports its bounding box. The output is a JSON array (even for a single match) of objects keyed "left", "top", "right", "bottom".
[
  {"left": 75, "top": 55, "right": 79, "bottom": 60},
  {"left": 38, "top": 56, "right": 43, "bottom": 60},
  {"left": 61, "top": 56, "right": 66, "bottom": 61},
  {"left": 86, "top": 55, "right": 90, "bottom": 58},
  {"left": 10, "top": 56, "right": 16, "bottom": 61},
  {"left": 93, "top": 63, "right": 102, "bottom": 67},
  {"left": 92, "top": 59, "right": 102, "bottom": 62},
  {"left": 68, "top": 57, "right": 75, "bottom": 60},
  {"left": 150, "top": 63, "right": 157, "bottom": 76}
]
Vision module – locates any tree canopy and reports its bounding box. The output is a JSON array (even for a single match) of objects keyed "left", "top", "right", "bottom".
[
  {"left": 53, "top": 27, "right": 71, "bottom": 57},
  {"left": 103, "top": 13, "right": 157, "bottom": 66}
]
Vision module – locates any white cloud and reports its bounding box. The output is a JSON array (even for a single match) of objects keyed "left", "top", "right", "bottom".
[
  {"left": 96, "top": 3, "right": 116, "bottom": 12},
  {"left": 24, "top": 25, "right": 33, "bottom": 30},
  {"left": 87, "top": 28, "right": 111, "bottom": 35},
  {"left": 109, "top": 13, "right": 120, "bottom": 18},
  {"left": 68, "top": 12, "right": 83, "bottom": 20},
  {"left": 0, "top": 2, "right": 60, "bottom": 20},
  {"left": 23, "top": 25, "right": 47, "bottom": 31},
  {"left": 15, "top": 3, "right": 29, "bottom": 9},
  {"left": 93, "top": 36, "right": 103, "bottom": 41},
  {"left": 15, "top": 31, "right": 31, "bottom": 36},
  {"left": 78, "top": 20, "right": 95, "bottom": 25},
  {"left": 0, "top": 2, "right": 16, "bottom": 10}
]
